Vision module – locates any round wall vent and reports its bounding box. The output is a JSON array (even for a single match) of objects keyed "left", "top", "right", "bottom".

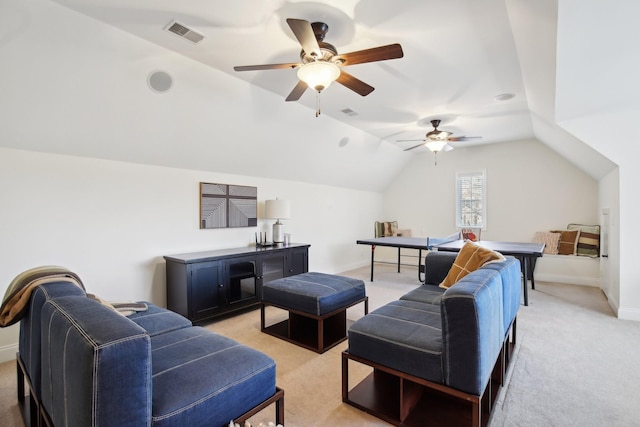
[{"left": 148, "top": 71, "right": 173, "bottom": 93}]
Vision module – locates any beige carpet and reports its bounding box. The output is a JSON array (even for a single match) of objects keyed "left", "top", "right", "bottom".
[{"left": 1, "top": 264, "right": 639, "bottom": 426}]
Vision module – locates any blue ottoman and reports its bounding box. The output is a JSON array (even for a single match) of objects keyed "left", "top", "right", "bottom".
[{"left": 261, "top": 272, "right": 368, "bottom": 353}]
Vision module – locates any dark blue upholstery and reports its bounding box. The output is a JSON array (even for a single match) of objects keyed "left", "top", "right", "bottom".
[
  {"left": 441, "top": 268, "right": 504, "bottom": 395},
  {"left": 31, "top": 292, "right": 278, "bottom": 427},
  {"left": 40, "top": 296, "right": 151, "bottom": 427},
  {"left": 151, "top": 327, "right": 276, "bottom": 427},
  {"left": 423, "top": 251, "right": 458, "bottom": 285},
  {"left": 128, "top": 302, "right": 192, "bottom": 336},
  {"left": 399, "top": 286, "right": 445, "bottom": 305},
  {"left": 348, "top": 254, "right": 521, "bottom": 396},
  {"left": 348, "top": 300, "right": 443, "bottom": 382},
  {"left": 263, "top": 272, "right": 365, "bottom": 315},
  {"left": 18, "top": 281, "right": 85, "bottom": 397},
  {"left": 482, "top": 257, "right": 521, "bottom": 335}
]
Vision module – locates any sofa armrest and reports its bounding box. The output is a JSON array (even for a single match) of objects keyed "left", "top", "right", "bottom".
[
  {"left": 441, "top": 268, "right": 504, "bottom": 395},
  {"left": 19, "top": 281, "right": 86, "bottom": 398},
  {"left": 424, "top": 252, "right": 457, "bottom": 285},
  {"left": 40, "top": 296, "right": 151, "bottom": 427}
]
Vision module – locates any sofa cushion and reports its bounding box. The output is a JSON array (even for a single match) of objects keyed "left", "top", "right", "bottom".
[
  {"left": 40, "top": 296, "right": 151, "bottom": 427},
  {"left": 150, "top": 326, "right": 276, "bottom": 427},
  {"left": 128, "top": 303, "right": 192, "bottom": 336},
  {"left": 400, "top": 285, "right": 445, "bottom": 305},
  {"left": 440, "top": 242, "right": 505, "bottom": 289},
  {"left": 263, "top": 272, "right": 365, "bottom": 316},
  {"left": 423, "top": 251, "right": 457, "bottom": 285},
  {"left": 348, "top": 300, "right": 443, "bottom": 383}
]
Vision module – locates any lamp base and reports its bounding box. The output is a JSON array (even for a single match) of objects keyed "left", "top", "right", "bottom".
[{"left": 272, "top": 221, "right": 284, "bottom": 243}]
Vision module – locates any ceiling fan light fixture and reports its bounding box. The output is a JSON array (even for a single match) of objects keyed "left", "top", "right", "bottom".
[
  {"left": 425, "top": 140, "right": 448, "bottom": 152},
  {"left": 297, "top": 61, "right": 340, "bottom": 92}
]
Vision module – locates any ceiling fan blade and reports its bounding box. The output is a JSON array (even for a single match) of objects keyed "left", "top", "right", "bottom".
[
  {"left": 234, "top": 63, "right": 300, "bottom": 71},
  {"left": 337, "top": 43, "right": 404, "bottom": 66},
  {"left": 286, "top": 18, "right": 321, "bottom": 57},
  {"left": 285, "top": 80, "right": 308, "bottom": 102},
  {"left": 336, "top": 70, "right": 375, "bottom": 96},
  {"left": 403, "top": 143, "right": 427, "bottom": 152},
  {"left": 448, "top": 136, "right": 482, "bottom": 141}
]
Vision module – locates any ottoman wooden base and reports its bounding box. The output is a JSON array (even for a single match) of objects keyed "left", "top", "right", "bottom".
[{"left": 261, "top": 297, "right": 368, "bottom": 353}]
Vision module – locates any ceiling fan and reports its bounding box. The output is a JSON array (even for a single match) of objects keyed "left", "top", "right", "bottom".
[
  {"left": 233, "top": 18, "right": 404, "bottom": 116},
  {"left": 398, "top": 119, "right": 482, "bottom": 164}
]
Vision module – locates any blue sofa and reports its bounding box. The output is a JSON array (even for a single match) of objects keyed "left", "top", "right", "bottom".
[
  {"left": 15, "top": 279, "right": 283, "bottom": 427},
  {"left": 342, "top": 251, "right": 521, "bottom": 427}
]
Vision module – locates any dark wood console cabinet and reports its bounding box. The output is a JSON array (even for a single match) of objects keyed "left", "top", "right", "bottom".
[{"left": 164, "top": 244, "right": 310, "bottom": 322}]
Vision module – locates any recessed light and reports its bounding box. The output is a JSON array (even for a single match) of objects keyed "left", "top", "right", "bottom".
[{"left": 493, "top": 93, "right": 515, "bottom": 102}]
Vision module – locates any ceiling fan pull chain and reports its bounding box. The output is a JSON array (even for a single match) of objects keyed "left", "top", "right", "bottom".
[{"left": 315, "top": 91, "right": 321, "bottom": 117}]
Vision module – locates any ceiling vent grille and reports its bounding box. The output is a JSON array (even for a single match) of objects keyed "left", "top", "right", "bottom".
[{"left": 165, "top": 20, "right": 204, "bottom": 44}]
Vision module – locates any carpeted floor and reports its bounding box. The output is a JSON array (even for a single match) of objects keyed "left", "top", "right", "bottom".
[{"left": 1, "top": 264, "right": 639, "bottom": 426}]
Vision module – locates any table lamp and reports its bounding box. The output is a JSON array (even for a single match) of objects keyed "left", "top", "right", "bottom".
[{"left": 265, "top": 199, "right": 290, "bottom": 244}]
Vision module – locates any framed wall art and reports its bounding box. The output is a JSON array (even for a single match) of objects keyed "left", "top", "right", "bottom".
[{"left": 200, "top": 182, "right": 257, "bottom": 229}]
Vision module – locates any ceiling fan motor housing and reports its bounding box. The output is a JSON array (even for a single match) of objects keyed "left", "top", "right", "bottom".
[{"left": 300, "top": 41, "right": 338, "bottom": 64}]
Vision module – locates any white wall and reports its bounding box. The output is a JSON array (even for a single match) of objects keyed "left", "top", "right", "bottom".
[
  {"left": 384, "top": 139, "right": 598, "bottom": 239},
  {"left": 0, "top": 147, "right": 382, "bottom": 362},
  {"left": 0, "top": 0, "right": 407, "bottom": 193},
  {"left": 555, "top": 0, "right": 640, "bottom": 320},
  {"left": 382, "top": 139, "right": 600, "bottom": 283},
  {"left": 599, "top": 168, "right": 620, "bottom": 312}
]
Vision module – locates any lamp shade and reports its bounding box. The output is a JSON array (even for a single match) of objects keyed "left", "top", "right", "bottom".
[
  {"left": 297, "top": 61, "right": 340, "bottom": 92},
  {"left": 425, "top": 140, "right": 448, "bottom": 152},
  {"left": 265, "top": 199, "right": 290, "bottom": 220}
]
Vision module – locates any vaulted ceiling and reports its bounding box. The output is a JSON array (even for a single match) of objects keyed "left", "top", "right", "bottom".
[{"left": 3, "top": 0, "right": 617, "bottom": 190}]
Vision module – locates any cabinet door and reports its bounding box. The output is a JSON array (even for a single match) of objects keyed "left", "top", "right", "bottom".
[
  {"left": 226, "top": 255, "right": 257, "bottom": 306},
  {"left": 286, "top": 247, "right": 309, "bottom": 276},
  {"left": 190, "top": 261, "right": 223, "bottom": 320},
  {"left": 256, "top": 253, "right": 286, "bottom": 296}
]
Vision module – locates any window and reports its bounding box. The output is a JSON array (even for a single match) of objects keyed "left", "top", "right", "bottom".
[{"left": 456, "top": 170, "right": 486, "bottom": 229}]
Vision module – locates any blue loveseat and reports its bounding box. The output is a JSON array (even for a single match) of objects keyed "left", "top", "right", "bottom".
[
  {"left": 342, "top": 251, "right": 521, "bottom": 427},
  {"left": 13, "top": 276, "right": 283, "bottom": 427}
]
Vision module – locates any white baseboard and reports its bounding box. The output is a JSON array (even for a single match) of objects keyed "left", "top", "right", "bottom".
[
  {"left": 618, "top": 307, "right": 640, "bottom": 321},
  {"left": 607, "top": 295, "right": 620, "bottom": 317},
  {"left": 535, "top": 273, "right": 600, "bottom": 287},
  {"left": 0, "top": 343, "right": 18, "bottom": 364}
]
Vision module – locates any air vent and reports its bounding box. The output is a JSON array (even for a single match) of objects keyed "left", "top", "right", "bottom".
[
  {"left": 341, "top": 108, "right": 358, "bottom": 117},
  {"left": 164, "top": 20, "right": 204, "bottom": 44}
]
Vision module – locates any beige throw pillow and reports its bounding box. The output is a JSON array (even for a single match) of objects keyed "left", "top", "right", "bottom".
[{"left": 532, "top": 231, "right": 561, "bottom": 255}]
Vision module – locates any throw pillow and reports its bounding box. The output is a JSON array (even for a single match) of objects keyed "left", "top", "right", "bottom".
[
  {"left": 375, "top": 221, "right": 399, "bottom": 237},
  {"left": 551, "top": 229, "right": 581, "bottom": 255},
  {"left": 567, "top": 224, "right": 600, "bottom": 257},
  {"left": 532, "top": 231, "right": 561, "bottom": 255},
  {"left": 440, "top": 241, "right": 506, "bottom": 289}
]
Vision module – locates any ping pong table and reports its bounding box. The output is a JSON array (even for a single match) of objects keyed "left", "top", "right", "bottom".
[
  {"left": 356, "top": 236, "right": 458, "bottom": 283},
  {"left": 434, "top": 239, "right": 545, "bottom": 306}
]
